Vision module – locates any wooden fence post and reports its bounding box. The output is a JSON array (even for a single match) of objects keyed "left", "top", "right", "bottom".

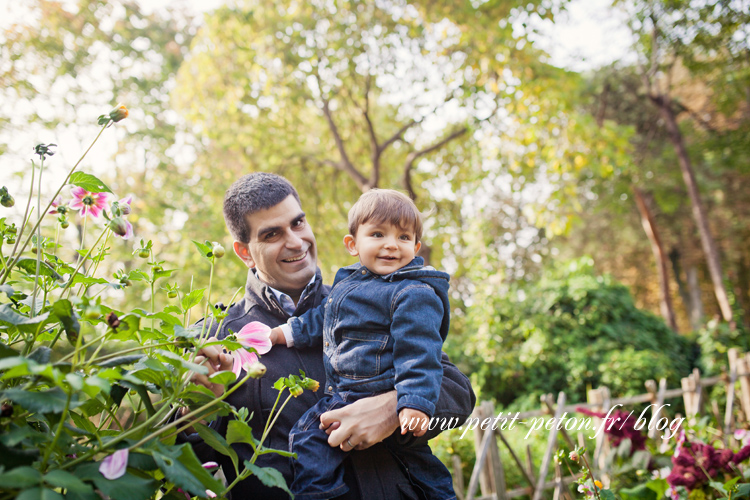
[
  {"left": 532, "top": 392, "right": 566, "bottom": 500},
  {"left": 470, "top": 401, "right": 507, "bottom": 499},
  {"left": 453, "top": 455, "right": 465, "bottom": 500},
  {"left": 735, "top": 351, "right": 750, "bottom": 424}
]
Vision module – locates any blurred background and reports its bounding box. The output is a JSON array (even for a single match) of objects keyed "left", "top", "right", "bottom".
[{"left": 1, "top": 0, "right": 748, "bottom": 420}]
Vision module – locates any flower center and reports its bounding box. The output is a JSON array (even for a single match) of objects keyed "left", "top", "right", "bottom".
[{"left": 83, "top": 195, "right": 94, "bottom": 206}]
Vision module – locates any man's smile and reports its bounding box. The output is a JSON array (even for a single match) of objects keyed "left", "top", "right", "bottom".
[{"left": 282, "top": 251, "right": 308, "bottom": 263}]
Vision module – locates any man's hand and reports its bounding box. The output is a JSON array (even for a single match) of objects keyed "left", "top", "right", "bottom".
[
  {"left": 190, "top": 341, "right": 234, "bottom": 398},
  {"left": 320, "top": 392, "right": 399, "bottom": 451},
  {"left": 399, "top": 408, "right": 429, "bottom": 437}
]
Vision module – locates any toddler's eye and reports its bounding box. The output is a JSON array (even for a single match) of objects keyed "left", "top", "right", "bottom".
[{"left": 372, "top": 232, "right": 383, "bottom": 237}]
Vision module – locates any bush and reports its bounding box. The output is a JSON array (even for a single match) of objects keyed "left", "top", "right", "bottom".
[{"left": 459, "top": 257, "right": 698, "bottom": 408}]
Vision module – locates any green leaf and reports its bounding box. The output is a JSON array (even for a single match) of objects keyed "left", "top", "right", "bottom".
[
  {"left": 2, "top": 388, "right": 81, "bottom": 413},
  {"left": 0, "top": 466, "right": 43, "bottom": 488},
  {"left": 51, "top": 299, "right": 80, "bottom": 345},
  {"left": 0, "top": 340, "right": 17, "bottom": 359},
  {"left": 600, "top": 489, "right": 616, "bottom": 500},
  {"left": 0, "top": 284, "right": 15, "bottom": 297},
  {"left": 192, "top": 240, "right": 213, "bottom": 259},
  {"left": 28, "top": 346, "right": 51, "bottom": 364},
  {"left": 0, "top": 304, "right": 50, "bottom": 327},
  {"left": 69, "top": 275, "right": 109, "bottom": 286},
  {"left": 43, "top": 470, "right": 93, "bottom": 496},
  {"left": 74, "top": 462, "right": 159, "bottom": 500},
  {"left": 243, "top": 462, "right": 293, "bottom": 496},
  {"left": 226, "top": 420, "right": 258, "bottom": 451},
  {"left": 0, "top": 441, "right": 39, "bottom": 467},
  {"left": 16, "top": 487, "right": 64, "bottom": 500},
  {"left": 735, "top": 484, "right": 750, "bottom": 499},
  {"left": 195, "top": 423, "right": 239, "bottom": 471},
  {"left": 14, "top": 258, "right": 63, "bottom": 281},
  {"left": 644, "top": 478, "right": 669, "bottom": 499},
  {"left": 96, "top": 355, "right": 145, "bottom": 368},
  {"left": 164, "top": 305, "right": 183, "bottom": 315},
  {"left": 621, "top": 483, "right": 656, "bottom": 500},
  {"left": 181, "top": 288, "right": 206, "bottom": 311},
  {"left": 156, "top": 350, "right": 208, "bottom": 375},
  {"left": 69, "top": 172, "right": 113, "bottom": 193},
  {"left": 209, "top": 370, "right": 236, "bottom": 386},
  {"left": 710, "top": 481, "right": 727, "bottom": 493},
  {"left": 152, "top": 443, "right": 224, "bottom": 496}
]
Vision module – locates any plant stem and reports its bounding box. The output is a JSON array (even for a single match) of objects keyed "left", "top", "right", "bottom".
[
  {"left": 257, "top": 393, "right": 293, "bottom": 457},
  {"left": 580, "top": 452, "right": 602, "bottom": 500},
  {"left": 5, "top": 160, "right": 36, "bottom": 271},
  {"left": 41, "top": 390, "right": 72, "bottom": 471},
  {"left": 0, "top": 122, "right": 109, "bottom": 286},
  {"left": 61, "top": 226, "right": 107, "bottom": 298},
  {"left": 87, "top": 341, "right": 180, "bottom": 365},
  {"left": 31, "top": 156, "right": 44, "bottom": 317}
]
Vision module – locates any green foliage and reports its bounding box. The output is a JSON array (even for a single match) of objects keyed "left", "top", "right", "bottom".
[
  {"left": 458, "top": 257, "right": 697, "bottom": 408},
  {"left": 0, "top": 110, "right": 317, "bottom": 499}
]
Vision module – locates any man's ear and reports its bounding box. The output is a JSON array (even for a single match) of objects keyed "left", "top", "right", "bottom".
[
  {"left": 233, "top": 241, "right": 255, "bottom": 268},
  {"left": 414, "top": 241, "right": 422, "bottom": 254},
  {"left": 343, "top": 235, "right": 359, "bottom": 256}
]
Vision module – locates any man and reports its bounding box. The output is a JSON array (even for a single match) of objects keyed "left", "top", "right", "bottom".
[{"left": 183, "top": 173, "right": 475, "bottom": 499}]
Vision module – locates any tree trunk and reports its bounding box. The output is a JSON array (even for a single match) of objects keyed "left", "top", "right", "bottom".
[
  {"left": 686, "top": 266, "right": 704, "bottom": 329},
  {"left": 669, "top": 248, "right": 703, "bottom": 330},
  {"left": 633, "top": 186, "right": 678, "bottom": 331},
  {"left": 650, "top": 95, "right": 734, "bottom": 326}
]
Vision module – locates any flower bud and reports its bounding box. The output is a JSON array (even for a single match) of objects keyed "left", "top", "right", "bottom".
[
  {"left": 1, "top": 194, "right": 14, "bottom": 208},
  {"left": 289, "top": 384, "right": 304, "bottom": 397},
  {"left": 153, "top": 264, "right": 163, "bottom": 273},
  {"left": 61, "top": 219, "right": 70, "bottom": 229},
  {"left": 212, "top": 243, "right": 225, "bottom": 258},
  {"left": 300, "top": 378, "right": 320, "bottom": 392},
  {"left": 7, "top": 225, "right": 17, "bottom": 235},
  {"left": 138, "top": 248, "right": 150, "bottom": 259},
  {"left": 244, "top": 361, "right": 267, "bottom": 379},
  {"left": 6, "top": 237, "right": 15, "bottom": 245},
  {"left": 119, "top": 203, "right": 131, "bottom": 215},
  {"left": 167, "top": 291, "right": 177, "bottom": 299},
  {"left": 569, "top": 450, "right": 579, "bottom": 462},
  {"left": 109, "top": 104, "right": 129, "bottom": 123},
  {"left": 108, "top": 217, "right": 129, "bottom": 237}
]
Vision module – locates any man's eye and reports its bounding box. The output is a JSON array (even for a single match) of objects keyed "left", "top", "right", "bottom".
[
  {"left": 265, "top": 231, "right": 277, "bottom": 240},
  {"left": 294, "top": 219, "right": 305, "bottom": 227}
]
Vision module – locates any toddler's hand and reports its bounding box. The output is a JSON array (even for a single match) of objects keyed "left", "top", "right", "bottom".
[
  {"left": 399, "top": 408, "right": 430, "bottom": 437},
  {"left": 269, "top": 327, "right": 285, "bottom": 346}
]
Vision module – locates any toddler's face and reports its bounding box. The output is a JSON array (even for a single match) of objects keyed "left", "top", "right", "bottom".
[{"left": 344, "top": 220, "right": 421, "bottom": 275}]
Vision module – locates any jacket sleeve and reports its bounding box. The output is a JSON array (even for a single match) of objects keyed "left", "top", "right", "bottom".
[
  {"left": 289, "top": 302, "right": 326, "bottom": 349},
  {"left": 391, "top": 284, "right": 445, "bottom": 418}
]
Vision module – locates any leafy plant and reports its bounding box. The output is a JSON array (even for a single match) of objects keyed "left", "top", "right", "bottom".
[{"left": 0, "top": 106, "right": 314, "bottom": 499}]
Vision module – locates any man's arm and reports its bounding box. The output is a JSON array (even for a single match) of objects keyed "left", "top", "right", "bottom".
[{"left": 320, "top": 351, "right": 475, "bottom": 449}]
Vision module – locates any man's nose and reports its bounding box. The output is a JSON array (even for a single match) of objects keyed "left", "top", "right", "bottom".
[{"left": 284, "top": 230, "right": 304, "bottom": 249}]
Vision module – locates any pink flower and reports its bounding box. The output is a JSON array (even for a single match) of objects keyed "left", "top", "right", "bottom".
[
  {"left": 108, "top": 196, "right": 134, "bottom": 239},
  {"left": 70, "top": 187, "right": 109, "bottom": 219},
  {"left": 99, "top": 448, "right": 128, "bottom": 480},
  {"left": 206, "top": 491, "right": 217, "bottom": 498},
  {"left": 49, "top": 196, "right": 68, "bottom": 215},
  {"left": 231, "top": 322, "right": 272, "bottom": 379}
]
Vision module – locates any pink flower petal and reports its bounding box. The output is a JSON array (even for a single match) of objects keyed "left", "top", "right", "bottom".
[
  {"left": 122, "top": 220, "right": 134, "bottom": 239},
  {"left": 206, "top": 490, "right": 217, "bottom": 498},
  {"left": 232, "top": 349, "right": 258, "bottom": 379},
  {"left": 71, "top": 186, "right": 87, "bottom": 199},
  {"left": 237, "top": 321, "right": 272, "bottom": 354},
  {"left": 202, "top": 462, "right": 219, "bottom": 469},
  {"left": 99, "top": 448, "right": 129, "bottom": 480}
]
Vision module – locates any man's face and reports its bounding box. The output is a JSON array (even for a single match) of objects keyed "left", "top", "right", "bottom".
[{"left": 234, "top": 195, "right": 317, "bottom": 299}]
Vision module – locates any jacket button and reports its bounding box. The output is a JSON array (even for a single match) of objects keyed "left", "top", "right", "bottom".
[
  {"left": 361, "top": 270, "right": 366, "bottom": 275},
  {"left": 328, "top": 298, "right": 332, "bottom": 303},
  {"left": 328, "top": 386, "right": 333, "bottom": 391},
  {"left": 325, "top": 342, "right": 329, "bottom": 346}
]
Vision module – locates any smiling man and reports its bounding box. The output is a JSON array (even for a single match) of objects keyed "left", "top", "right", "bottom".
[{"left": 182, "top": 172, "right": 475, "bottom": 500}]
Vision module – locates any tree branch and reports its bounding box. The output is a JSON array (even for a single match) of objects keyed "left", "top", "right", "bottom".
[
  {"left": 402, "top": 126, "right": 468, "bottom": 200},
  {"left": 321, "top": 96, "right": 369, "bottom": 191}
]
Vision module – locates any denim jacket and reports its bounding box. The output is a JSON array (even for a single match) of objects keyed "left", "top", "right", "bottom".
[{"left": 289, "top": 257, "right": 450, "bottom": 418}]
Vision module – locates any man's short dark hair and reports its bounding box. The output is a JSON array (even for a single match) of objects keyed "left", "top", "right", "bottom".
[{"left": 223, "top": 172, "right": 301, "bottom": 243}]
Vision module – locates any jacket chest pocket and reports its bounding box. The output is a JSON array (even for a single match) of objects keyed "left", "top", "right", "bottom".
[{"left": 332, "top": 331, "right": 389, "bottom": 379}]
